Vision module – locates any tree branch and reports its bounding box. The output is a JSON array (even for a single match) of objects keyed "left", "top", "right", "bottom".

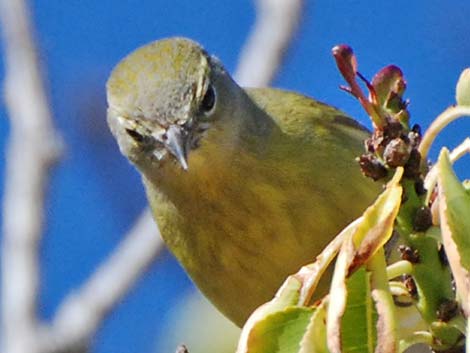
[
  {"left": 43, "top": 209, "right": 162, "bottom": 351},
  {"left": 234, "top": 0, "right": 304, "bottom": 87},
  {"left": 0, "top": 0, "right": 63, "bottom": 352},
  {"left": 0, "top": 0, "right": 305, "bottom": 352}
]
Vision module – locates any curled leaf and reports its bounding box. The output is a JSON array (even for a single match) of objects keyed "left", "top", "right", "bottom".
[
  {"left": 437, "top": 148, "right": 470, "bottom": 317},
  {"left": 327, "top": 168, "right": 403, "bottom": 353},
  {"left": 371, "top": 65, "right": 405, "bottom": 108},
  {"left": 350, "top": 167, "right": 404, "bottom": 272}
]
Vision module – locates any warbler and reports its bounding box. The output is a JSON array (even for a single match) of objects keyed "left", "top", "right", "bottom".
[{"left": 106, "top": 37, "right": 379, "bottom": 326}]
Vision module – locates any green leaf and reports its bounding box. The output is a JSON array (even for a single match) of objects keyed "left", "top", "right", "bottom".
[
  {"left": 299, "top": 300, "right": 329, "bottom": 353},
  {"left": 239, "top": 306, "right": 314, "bottom": 353},
  {"left": 341, "top": 267, "right": 376, "bottom": 353},
  {"left": 237, "top": 277, "right": 305, "bottom": 353},
  {"left": 437, "top": 148, "right": 470, "bottom": 316}
]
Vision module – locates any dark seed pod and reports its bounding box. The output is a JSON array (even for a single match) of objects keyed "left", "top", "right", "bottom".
[
  {"left": 413, "top": 206, "right": 433, "bottom": 232},
  {"left": 436, "top": 299, "right": 459, "bottom": 322},
  {"left": 383, "top": 138, "right": 411, "bottom": 167},
  {"left": 358, "top": 154, "right": 387, "bottom": 181},
  {"left": 403, "top": 275, "right": 418, "bottom": 298},
  {"left": 398, "top": 245, "right": 420, "bottom": 263}
]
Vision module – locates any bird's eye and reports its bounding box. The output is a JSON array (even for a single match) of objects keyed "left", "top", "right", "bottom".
[
  {"left": 200, "top": 84, "right": 216, "bottom": 114},
  {"left": 126, "top": 129, "right": 145, "bottom": 143}
]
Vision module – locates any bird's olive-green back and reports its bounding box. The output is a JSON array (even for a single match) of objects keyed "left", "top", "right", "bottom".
[{"left": 144, "top": 87, "right": 379, "bottom": 326}]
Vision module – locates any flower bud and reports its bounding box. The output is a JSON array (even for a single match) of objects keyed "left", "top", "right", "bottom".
[{"left": 456, "top": 68, "right": 470, "bottom": 106}]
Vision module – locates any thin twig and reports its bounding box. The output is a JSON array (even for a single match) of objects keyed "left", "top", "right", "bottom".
[
  {"left": 1, "top": 0, "right": 305, "bottom": 351},
  {"left": 0, "top": 0, "right": 63, "bottom": 352},
  {"left": 43, "top": 209, "right": 162, "bottom": 351},
  {"left": 234, "top": 0, "right": 304, "bottom": 87}
]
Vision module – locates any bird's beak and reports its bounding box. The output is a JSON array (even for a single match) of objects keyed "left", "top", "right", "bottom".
[{"left": 164, "top": 124, "right": 189, "bottom": 171}]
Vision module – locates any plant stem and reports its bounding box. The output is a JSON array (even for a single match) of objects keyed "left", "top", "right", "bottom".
[
  {"left": 387, "top": 260, "right": 413, "bottom": 279},
  {"left": 419, "top": 105, "right": 470, "bottom": 163}
]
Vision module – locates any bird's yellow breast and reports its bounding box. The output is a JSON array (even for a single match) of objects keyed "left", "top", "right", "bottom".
[{"left": 143, "top": 89, "right": 377, "bottom": 325}]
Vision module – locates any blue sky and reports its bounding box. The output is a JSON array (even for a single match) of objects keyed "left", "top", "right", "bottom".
[{"left": 1, "top": 1, "right": 470, "bottom": 352}]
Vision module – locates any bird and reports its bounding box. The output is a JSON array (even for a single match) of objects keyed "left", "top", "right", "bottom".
[{"left": 106, "top": 37, "right": 379, "bottom": 326}]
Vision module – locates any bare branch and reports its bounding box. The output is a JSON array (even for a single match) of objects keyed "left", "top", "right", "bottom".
[
  {"left": 0, "top": 0, "right": 305, "bottom": 351},
  {"left": 0, "top": 0, "right": 63, "bottom": 352},
  {"left": 43, "top": 209, "right": 163, "bottom": 351},
  {"left": 234, "top": 0, "right": 304, "bottom": 87}
]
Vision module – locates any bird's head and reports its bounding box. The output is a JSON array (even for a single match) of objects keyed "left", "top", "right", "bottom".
[{"left": 107, "top": 37, "right": 235, "bottom": 171}]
